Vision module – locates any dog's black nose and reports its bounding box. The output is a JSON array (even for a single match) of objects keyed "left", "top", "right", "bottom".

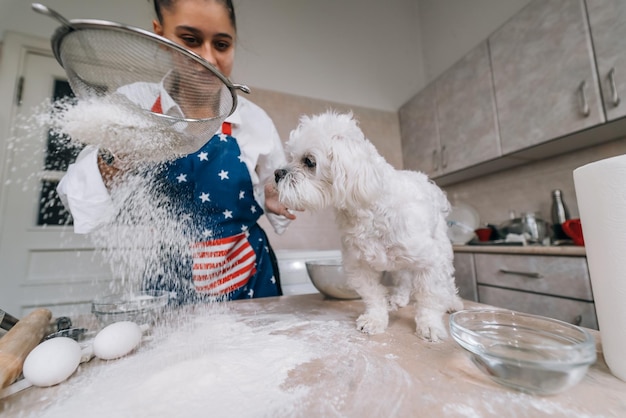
[{"left": 274, "top": 168, "right": 288, "bottom": 183}]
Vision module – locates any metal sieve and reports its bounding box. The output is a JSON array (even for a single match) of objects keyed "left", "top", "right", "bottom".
[{"left": 32, "top": 3, "right": 250, "bottom": 156}]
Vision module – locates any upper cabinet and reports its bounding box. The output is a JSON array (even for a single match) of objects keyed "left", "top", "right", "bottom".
[
  {"left": 399, "top": 83, "right": 441, "bottom": 177},
  {"left": 587, "top": 0, "right": 626, "bottom": 121},
  {"left": 400, "top": 0, "right": 626, "bottom": 185},
  {"left": 399, "top": 41, "right": 500, "bottom": 176},
  {"left": 489, "top": 0, "right": 604, "bottom": 155},
  {"left": 435, "top": 41, "right": 501, "bottom": 173}
]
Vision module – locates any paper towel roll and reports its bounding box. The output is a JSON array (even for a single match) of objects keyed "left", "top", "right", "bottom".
[{"left": 574, "top": 154, "right": 626, "bottom": 382}]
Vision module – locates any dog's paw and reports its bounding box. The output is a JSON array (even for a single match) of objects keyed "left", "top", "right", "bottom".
[
  {"left": 415, "top": 322, "right": 448, "bottom": 342},
  {"left": 387, "top": 293, "right": 410, "bottom": 311},
  {"left": 356, "top": 312, "right": 388, "bottom": 334}
]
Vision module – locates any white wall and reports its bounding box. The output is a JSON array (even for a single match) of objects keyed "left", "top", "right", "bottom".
[
  {"left": 416, "top": 0, "right": 531, "bottom": 83},
  {"left": 0, "top": 0, "right": 424, "bottom": 112}
]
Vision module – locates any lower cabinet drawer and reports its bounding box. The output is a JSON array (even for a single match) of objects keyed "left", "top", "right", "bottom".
[
  {"left": 478, "top": 285, "right": 598, "bottom": 330},
  {"left": 474, "top": 254, "right": 593, "bottom": 301}
]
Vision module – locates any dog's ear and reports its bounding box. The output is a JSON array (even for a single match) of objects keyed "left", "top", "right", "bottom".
[{"left": 328, "top": 137, "right": 384, "bottom": 209}]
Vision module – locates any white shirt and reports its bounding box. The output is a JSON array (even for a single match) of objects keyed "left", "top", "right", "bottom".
[{"left": 57, "top": 94, "right": 291, "bottom": 235}]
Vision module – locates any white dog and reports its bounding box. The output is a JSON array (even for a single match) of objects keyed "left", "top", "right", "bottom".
[{"left": 274, "top": 111, "right": 463, "bottom": 341}]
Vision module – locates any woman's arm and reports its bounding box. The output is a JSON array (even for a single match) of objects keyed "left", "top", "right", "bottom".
[{"left": 56, "top": 146, "right": 115, "bottom": 234}]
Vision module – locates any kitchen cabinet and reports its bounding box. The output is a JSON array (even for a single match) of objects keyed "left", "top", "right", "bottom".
[
  {"left": 452, "top": 252, "right": 478, "bottom": 302},
  {"left": 435, "top": 41, "right": 501, "bottom": 173},
  {"left": 473, "top": 253, "right": 598, "bottom": 329},
  {"left": 587, "top": 0, "right": 626, "bottom": 121},
  {"left": 398, "top": 83, "right": 440, "bottom": 177},
  {"left": 399, "top": 41, "right": 500, "bottom": 176},
  {"left": 489, "top": 0, "right": 604, "bottom": 155},
  {"left": 478, "top": 286, "right": 598, "bottom": 329}
]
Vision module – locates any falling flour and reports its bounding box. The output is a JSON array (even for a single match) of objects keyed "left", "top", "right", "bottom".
[{"left": 47, "top": 96, "right": 209, "bottom": 162}]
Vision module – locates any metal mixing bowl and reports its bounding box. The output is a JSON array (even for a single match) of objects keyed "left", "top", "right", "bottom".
[
  {"left": 450, "top": 309, "right": 596, "bottom": 395},
  {"left": 305, "top": 259, "right": 361, "bottom": 300},
  {"left": 92, "top": 290, "right": 170, "bottom": 327}
]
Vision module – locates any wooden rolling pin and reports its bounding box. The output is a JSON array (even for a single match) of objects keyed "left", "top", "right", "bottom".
[{"left": 0, "top": 308, "right": 52, "bottom": 389}]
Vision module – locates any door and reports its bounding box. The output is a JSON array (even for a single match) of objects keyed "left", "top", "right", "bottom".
[
  {"left": 398, "top": 83, "right": 441, "bottom": 177},
  {"left": 0, "top": 34, "right": 115, "bottom": 317},
  {"left": 435, "top": 41, "right": 501, "bottom": 173},
  {"left": 587, "top": 0, "right": 626, "bottom": 121},
  {"left": 489, "top": 0, "right": 604, "bottom": 154}
]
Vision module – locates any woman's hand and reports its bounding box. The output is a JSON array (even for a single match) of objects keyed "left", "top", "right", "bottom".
[{"left": 264, "top": 182, "right": 297, "bottom": 220}]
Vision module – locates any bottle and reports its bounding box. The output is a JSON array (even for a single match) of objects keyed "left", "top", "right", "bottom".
[
  {"left": 550, "top": 189, "right": 570, "bottom": 241},
  {"left": 0, "top": 309, "right": 19, "bottom": 331}
]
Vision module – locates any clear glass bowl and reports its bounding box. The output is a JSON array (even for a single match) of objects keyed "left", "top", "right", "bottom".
[
  {"left": 91, "top": 290, "right": 170, "bottom": 327},
  {"left": 449, "top": 309, "right": 597, "bottom": 395},
  {"left": 305, "top": 259, "right": 361, "bottom": 300}
]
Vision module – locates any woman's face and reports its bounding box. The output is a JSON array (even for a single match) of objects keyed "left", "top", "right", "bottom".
[{"left": 153, "top": 0, "right": 235, "bottom": 77}]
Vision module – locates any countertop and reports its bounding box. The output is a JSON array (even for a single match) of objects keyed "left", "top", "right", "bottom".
[
  {"left": 453, "top": 244, "right": 586, "bottom": 256},
  {"left": 2, "top": 293, "right": 625, "bottom": 417}
]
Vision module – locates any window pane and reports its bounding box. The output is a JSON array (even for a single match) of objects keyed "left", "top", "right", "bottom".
[{"left": 37, "top": 78, "right": 84, "bottom": 226}]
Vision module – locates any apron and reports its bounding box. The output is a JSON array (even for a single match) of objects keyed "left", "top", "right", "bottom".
[{"left": 151, "top": 98, "right": 279, "bottom": 300}]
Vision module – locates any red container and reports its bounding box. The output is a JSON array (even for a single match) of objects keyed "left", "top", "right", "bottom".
[
  {"left": 474, "top": 227, "right": 492, "bottom": 242},
  {"left": 562, "top": 219, "right": 584, "bottom": 246}
]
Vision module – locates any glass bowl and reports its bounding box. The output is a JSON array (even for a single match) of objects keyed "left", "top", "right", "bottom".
[
  {"left": 91, "top": 290, "right": 170, "bottom": 327},
  {"left": 305, "top": 259, "right": 361, "bottom": 300},
  {"left": 449, "top": 309, "right": 596, "bottom": 395}
]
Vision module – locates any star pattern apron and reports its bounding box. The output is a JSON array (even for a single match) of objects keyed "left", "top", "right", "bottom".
[{"left": 149, "top": 98, "right": 280, "bottom": 301}]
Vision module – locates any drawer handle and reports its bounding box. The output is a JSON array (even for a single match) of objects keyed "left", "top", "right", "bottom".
[
  {"left": 578, "top": 80, "right": 590, "bottom": 117},
  {"left": 609, "top": 68, "right": 621, "bottom": 107},
  {"left": 498, "top": 268, "right": 542, "bottom": 279},
  {"left": 573, "top": 315, "right": 583, "bottom": 326}
]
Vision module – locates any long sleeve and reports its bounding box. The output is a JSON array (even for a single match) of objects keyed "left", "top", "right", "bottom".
[{"left": 56, "top": 146, "right": 114, "bottom": 234}]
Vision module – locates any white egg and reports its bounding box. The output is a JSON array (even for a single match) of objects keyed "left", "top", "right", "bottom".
[
  {"left": 23, "top": 337, "right": 82, "bottom": 387},
  {"left": 93, "top": 321, "right": 143, "bottom": 360}
]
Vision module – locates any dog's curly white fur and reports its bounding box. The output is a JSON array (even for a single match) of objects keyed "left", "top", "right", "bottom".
[{"left": 274, "top": 111, "right": 463, "bottom": 342}]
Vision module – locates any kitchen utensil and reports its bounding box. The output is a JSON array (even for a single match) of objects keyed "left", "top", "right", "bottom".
[
  {"left": 44, "top": 327, "right": 91, "bottom": 342},
  {"left": 521, "top": 212, "right": 546, "bottom": 243},
  {"left": 305, "top": 259, "right": 361, "bottom": 300},
  {"left": 31, "top": 3, "right": 250, "bottom": 157},
  {"left": 0, "top": 309, "right": 19, "bottom": 332},
  {"left": 562, "top": 218, "right": 584, "bottom": 246},
  {"left": 446, "top": 203, "right": 480, "bottom": 244},
  {"left": 91, "top": 290, "right": 169, "bottom": 327},
  {"left": 450, "top": 309, "right": 596, "bottom": 395},
  {"left": 0, "top": 308, "right": 52, "bottom": 389}
]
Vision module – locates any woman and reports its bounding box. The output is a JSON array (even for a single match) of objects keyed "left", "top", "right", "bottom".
[{"left": 57, "top": 0, "right": 296, "bottom": 302}]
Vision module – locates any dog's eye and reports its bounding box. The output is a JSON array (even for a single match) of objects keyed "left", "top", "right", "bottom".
[{"left": 303, "top": 156, "right": 316, "bottom": 169}]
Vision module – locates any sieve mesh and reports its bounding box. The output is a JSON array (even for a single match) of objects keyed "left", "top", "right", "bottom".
[
  {"left": 29, "top": 0, "right": 254, "bottom": 159},
  {"left": 52, "top": 24, "right": 239, "bottom": 150}
]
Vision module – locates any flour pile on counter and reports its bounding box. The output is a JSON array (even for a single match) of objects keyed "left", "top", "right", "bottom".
[{"left": 9, "top": 309, "right": 411, "bottom": 418}]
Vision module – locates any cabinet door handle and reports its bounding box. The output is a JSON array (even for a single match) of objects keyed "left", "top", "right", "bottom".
[
  {"left": 441, "top": 145, "right": 448, "bottom": 169},
  {"left": 498, "top": 268, "right": 542, "bottom": 279},
  {"left": 432, "top": 149, "right": 439, "bottom": 171},
  {"left": 578, "top": 80, "right": 590, "bottom": 117},
  {"left": 609, "top": 68, "right": 621, "bottom": 107},
  {"left": 573, "top": 315, "right": 583, "bottom": 326}
]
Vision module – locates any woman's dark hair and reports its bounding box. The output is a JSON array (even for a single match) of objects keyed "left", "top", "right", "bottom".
[{"left": 152, "top": 0, "right": 236, "bottom": 31}]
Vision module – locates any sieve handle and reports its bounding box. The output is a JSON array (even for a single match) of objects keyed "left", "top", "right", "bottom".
[
  {"left": 233, "top": 84, "right": 251, "bottom": 94},
  {"left": 31, "top": 3, "right": 75, "bottom": 29}
]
